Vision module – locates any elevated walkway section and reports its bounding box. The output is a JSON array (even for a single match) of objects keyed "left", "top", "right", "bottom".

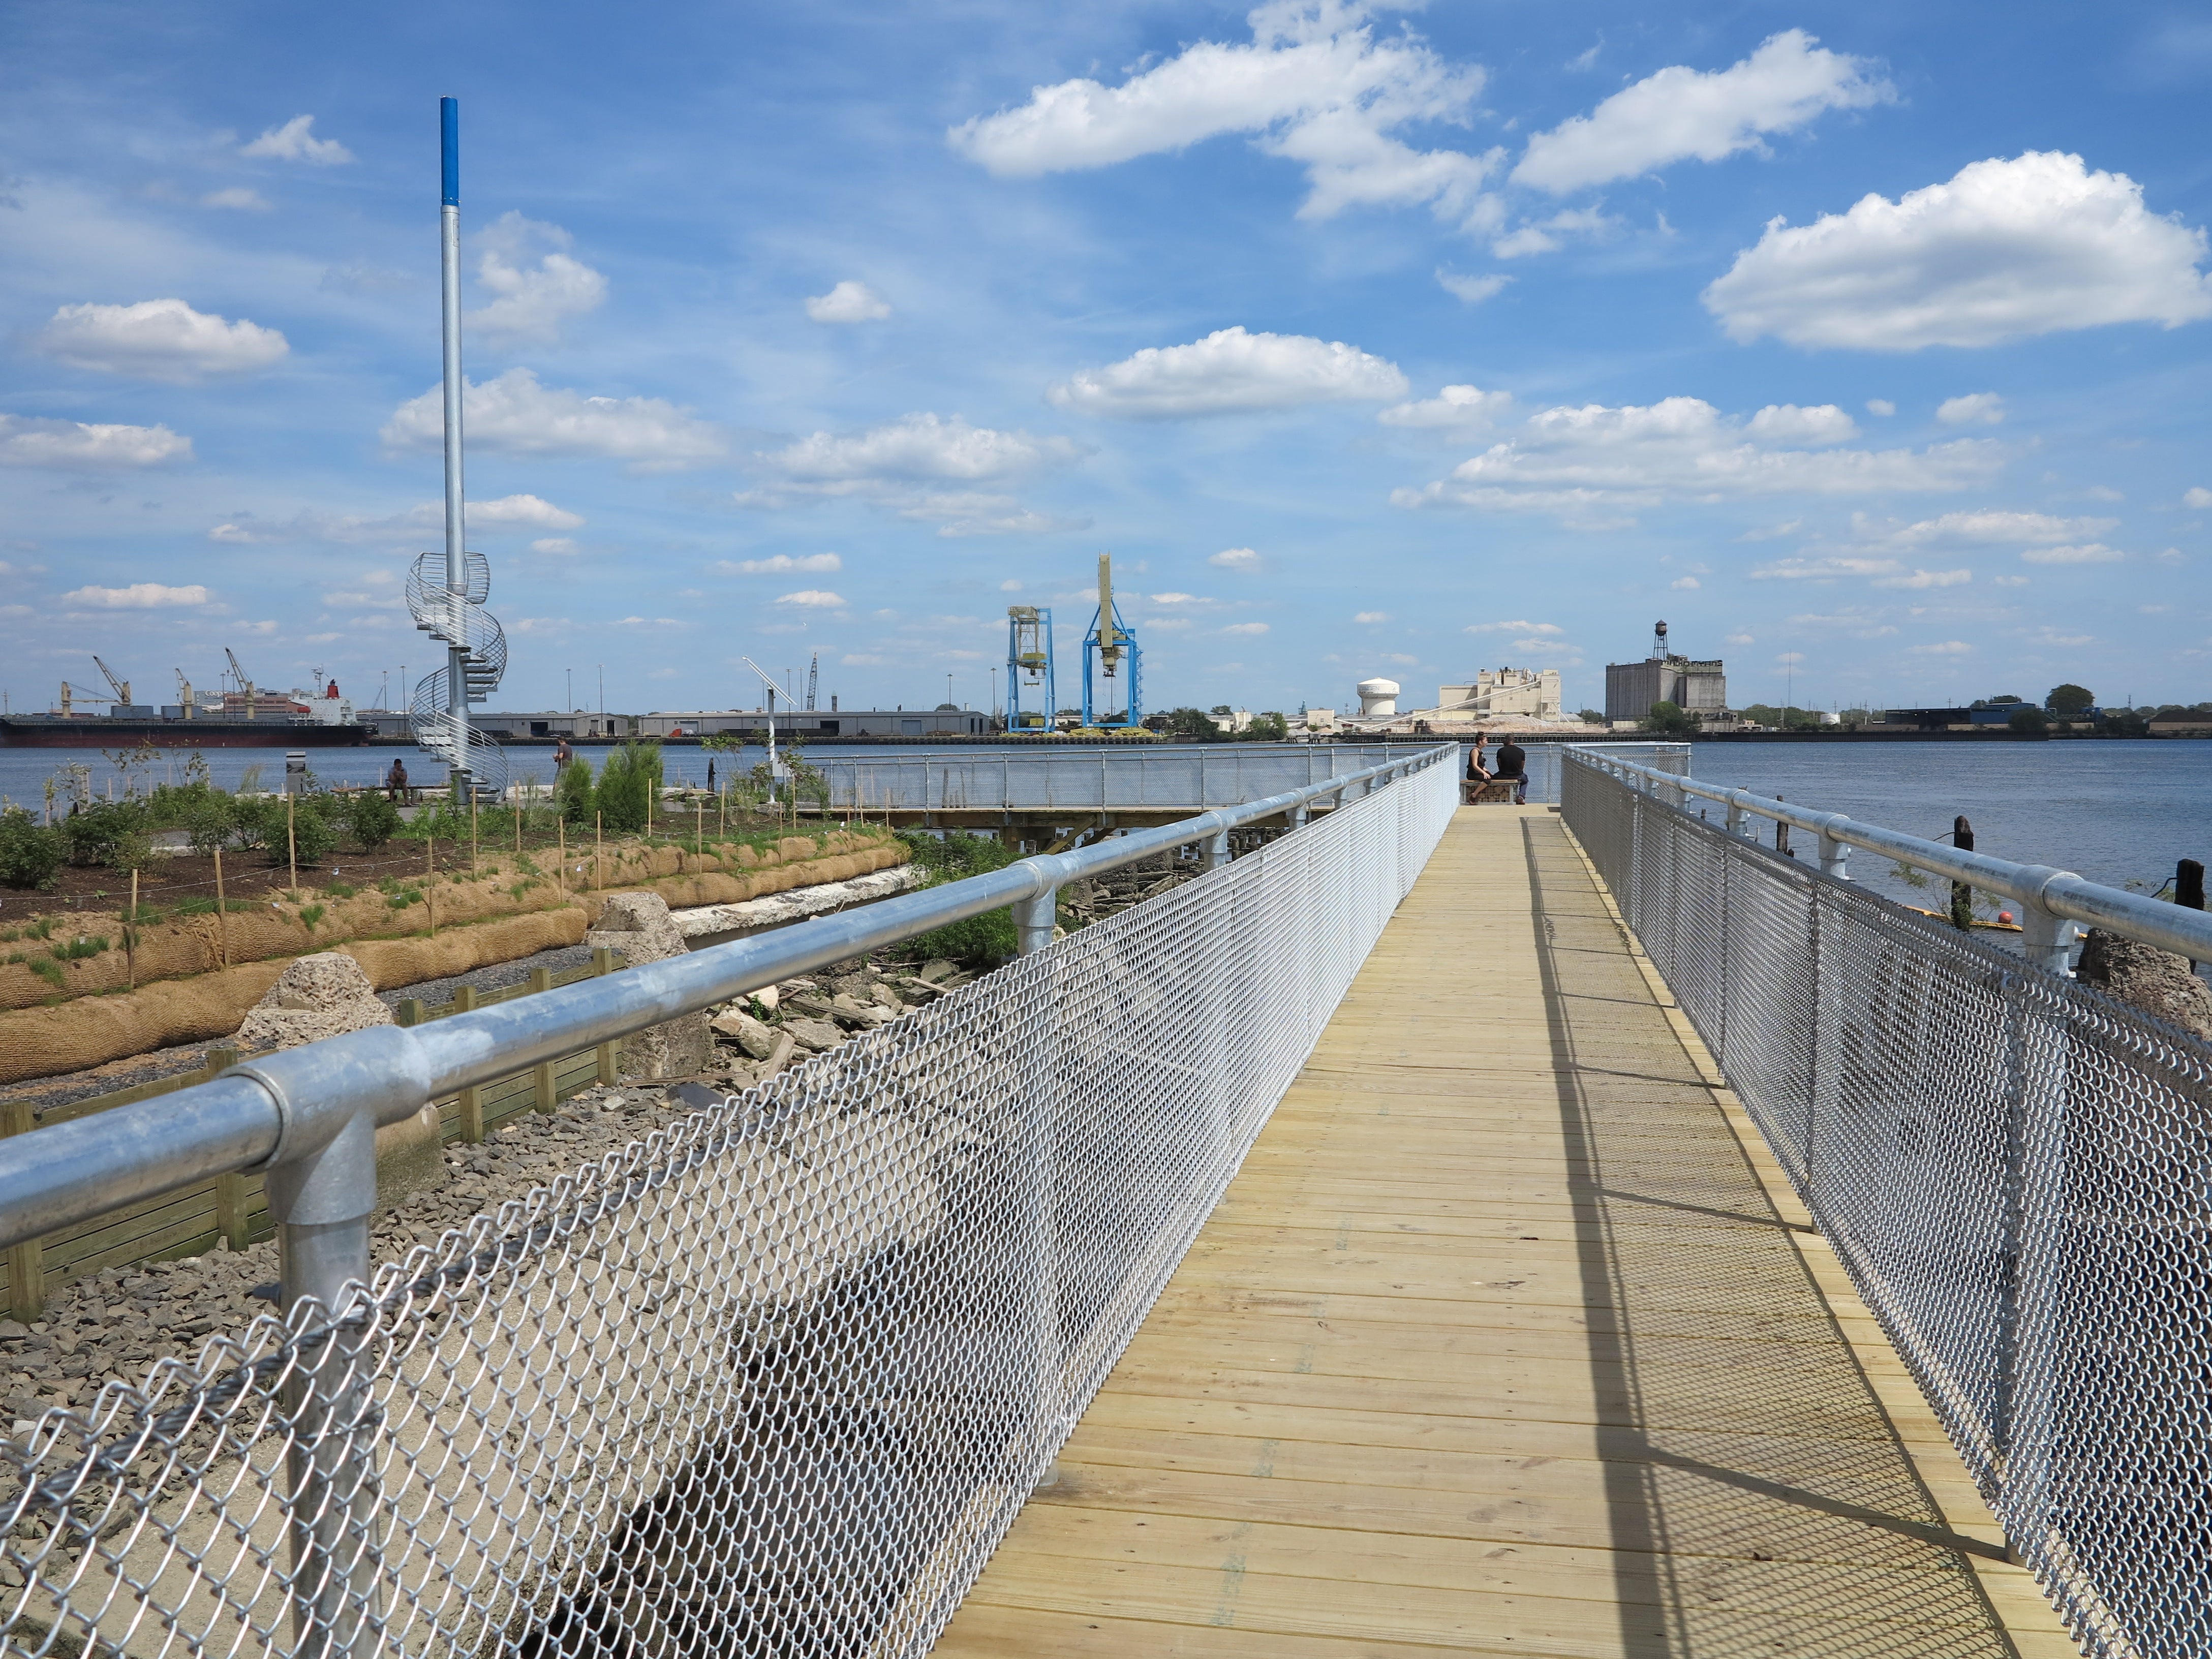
[{"left": 933, "top": 807, "right": 2069, "bottom": 1656}]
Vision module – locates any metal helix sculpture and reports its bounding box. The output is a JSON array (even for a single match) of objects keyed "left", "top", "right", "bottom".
[{"left": 407, "top": 546, "right": 508, "bottom": 799}]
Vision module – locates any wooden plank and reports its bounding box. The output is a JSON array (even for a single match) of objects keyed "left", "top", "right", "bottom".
[{"left": 933, "top": 809, "right": 2066, "bottom": 1658}]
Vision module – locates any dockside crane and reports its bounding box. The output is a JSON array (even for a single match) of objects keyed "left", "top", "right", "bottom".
[
  {"left": 56, "top": 683, "right": 118, "bottom": 718},
  {"left": 174, "top": 670, "right": 197, "bottom": 719},
  {"left": 1080, "top": 553, "right": 1142, "bottom": 729},
  {"left": 1006, "top": 606, "right": 1056, "bottom": 730},
  {"left": 224, "top": 648, "right": 256, "bottom": 719},
  {"left": 91, "top": 656, "right": 133, "bottom": 708},
  {"left": 806, "top": 653, "right": 818, "bottom": 712}
]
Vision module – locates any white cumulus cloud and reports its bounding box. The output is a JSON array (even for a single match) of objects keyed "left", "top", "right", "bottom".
[
  {"left": 1050, "top": 326, "right": 1405, "bottom": 418},
  {"left": 1871, "top": 567, "right": 1972, "bottom": 589},
  {"left": 1910, "top": 640, "right": 1974, "bottom": 656},
  {"left": 467, "top": 213, "right": 606, "bottom": 341},
  {"left": 468, "top": 494, "right": 585, "bottom": 530},
  {"left": 763, "top": 412, "right": 1080, "bottom": 481},
  {"left": 1437, "top": 271, "right": 1510, "bottom": 304},
  {"left": 1937, "top": 392, "right": 2006, "bottom": 425},
  {"left": 1466, "top": 619, "right": 1564, "bottom": 634},
  {"left": 201, "top": 187, "right": 270, "bottom": 211},
  {"left": 1222, "top": 621, "right": 1270, "bottom": 635},
  {"left": 1396, "top": 395, "right": 2000, "bottom": 518},
  {"left": 720, "top": 553, "right": 844, "bottom": 574},
  {"left": 1210, "top": 547, "right": 1264, "bottom": 571},
  {"left": 2021, "top": 542, "right": 2125, "bottom": 564},
  {"left": 1865, "top": 509, "right": 2115, "bottom": 548},
  {"left": 240, "top": 114, "right": 353, "bottom": 165},
  {"left": 62, "top": 582, "right": 210, "bottom": 608},
  {"left": 2185, "top": 486, "right": 2212, "bottom": 507},
  {"left": 32, "top": 299, "right": 288, "bottom": 382},
  {"left": 949, "top": 1, "right": 1499, "bottom": 230},
  {"left": 806, "top": 281, "right": 892, "bottom": 323},
  {"left": 1866, "top": 398, "right": 1896, "bottom": 416},
  {"left": 1705, "top": 151, "right": 2212, "bottom": 350},
  {"left": 1355, "top": 610, "right": 1390, "bottom": 622},
  {"left": 1379, "top": 383, "right": 1514, "bottom": 429},
  {"left": 381, "top": 368, "right": 723, "bottom": 469},
  {"left": 1671, "top": 576, "right": 1701, "bottom": 589},
  {"left": 776, "top": 590, "right": 846, "bottom": 607},
  {"left": 0, "top": 414, "right": 192, "bottom": 469},
  {"left": 738, "top": 415, "right": 1086, "bottom": 536},
  {"left": 1514, "top": 30, "right": 1891, "bottom": 194}
]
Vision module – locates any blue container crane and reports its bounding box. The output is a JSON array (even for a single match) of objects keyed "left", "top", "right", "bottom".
[
  {"left": 1081, "top": 553, "right": 1143, "bottom": 729},
  {"left": 1006, "top": 606, "right": 1056, "bottom": 731}
]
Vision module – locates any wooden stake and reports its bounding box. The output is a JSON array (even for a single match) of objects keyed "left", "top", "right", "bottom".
[
  {"left": 127, "top": 868, "right": 138, "bottom": 992},
  {"left": 557, "top": 818, "right": 566, "bottom": 897},
  {"left": 514, "top": 793, "right": 521, "bottom": 858},
  {"left": 286, "top": 790, "right": 298, "bottom": 895},
  {"left": 213, "top": 847, "right": 229, "bottom": 967},
  {"left": 696, "top": 797, "right": 704, "bottom": 858},
  {"left": 470, "top": 797, "right": 480, "bottom": 873},
  {"left": 595, "top": 811, "right": 603, "bottom": 889}
]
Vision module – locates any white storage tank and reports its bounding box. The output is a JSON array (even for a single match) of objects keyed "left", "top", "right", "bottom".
[{"left": 1357, "top": 678, "right": 1400, "bottom": 718}]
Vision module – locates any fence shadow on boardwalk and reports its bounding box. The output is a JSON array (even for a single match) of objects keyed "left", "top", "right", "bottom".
[{"left": 1524, "top": 819, "right": 2027, "bottom": 1659}]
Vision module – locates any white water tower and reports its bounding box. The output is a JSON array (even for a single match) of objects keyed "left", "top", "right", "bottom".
[{"left": 1357, "top": 677, "right": 1401, "bottom": 718}]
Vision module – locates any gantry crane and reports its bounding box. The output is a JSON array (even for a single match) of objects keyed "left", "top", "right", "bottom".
[
  {"left": 174, "top": 670, "right": 197, "bottom": 719},
  {"left": 1080, "top": 553, "right": 1142, "bottom": 729},
  {"left": 1006, "top": 606, "right": 1056, "bottom": 730},
  {"left": 806, "top": 652, "right": 819, "bottom": 713}
]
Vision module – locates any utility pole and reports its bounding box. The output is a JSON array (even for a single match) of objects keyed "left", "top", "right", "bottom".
[{"left": 439, "top": 96, "right": 473, "bottom": 799}]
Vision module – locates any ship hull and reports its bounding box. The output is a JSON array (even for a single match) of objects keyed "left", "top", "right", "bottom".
[{"left": 0, "top": 718, "right": 374, "bottom": 749}]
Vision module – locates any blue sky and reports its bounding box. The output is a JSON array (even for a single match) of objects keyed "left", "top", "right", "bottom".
[{"left": 4, "top": 0, "right": 2211, "bottom": 720}]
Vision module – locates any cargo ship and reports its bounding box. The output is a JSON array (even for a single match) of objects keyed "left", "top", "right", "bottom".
[{"left": 0, "top": 682, "right": 373, "bottom": 748}]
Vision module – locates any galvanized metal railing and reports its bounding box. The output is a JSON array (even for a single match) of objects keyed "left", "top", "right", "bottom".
[
  {"left": 0, "top": 744, "right": 1457, "bottom": 1658},
  {"left": 1562, "top": 746, "right": 2212, "bottom": 1659}
]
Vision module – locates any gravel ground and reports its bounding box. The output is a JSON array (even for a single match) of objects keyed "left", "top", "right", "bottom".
[{"left": 374, "top": 941, "right": 599, "bottom": 1011}]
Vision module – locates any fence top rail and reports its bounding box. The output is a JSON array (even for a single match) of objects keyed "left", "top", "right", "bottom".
[
  {"left": 1565, "top": 744, "right": 2212, "bottom": 963},
  {"left": 0, "top": 744, "right": 1457, "bottom": 1256}
]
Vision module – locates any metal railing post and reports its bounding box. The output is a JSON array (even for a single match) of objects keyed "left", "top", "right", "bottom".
[
  {"left": 2019, "top": 868, "right": 2085, "bottom": 975},
  {"left": 1817, "top": 819, "right": 1850, "bottom": 881},
  {"left": 1726, "top": 797, "right": 1750, "bottom": 840},
  {"left": 1202, "top": 828, "right": 1230, "bottom": 871},
  {"left": 1013, "top": 886, "right": 1058, "bottom": 955}
]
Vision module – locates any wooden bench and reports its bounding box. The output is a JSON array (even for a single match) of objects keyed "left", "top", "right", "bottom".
[{"left": 1463, "top": 779, "right": 1523, "bottom": 805}]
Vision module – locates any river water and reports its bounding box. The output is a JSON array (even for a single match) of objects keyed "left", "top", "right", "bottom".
[{"left": 4, "top": 739, "right": 2205, "bottom": 910}]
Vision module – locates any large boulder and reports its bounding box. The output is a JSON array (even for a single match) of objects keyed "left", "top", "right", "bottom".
[
  {"left": 231, "top": 953, "right": 442, "bottom": 1200},
  {"left": 587, "top": 892, "right": 713, "bottom": 1079},
  {"left": 2077, "top": 928, "right": 2212, "bottom": 1042},
  {"left": 235, "top": 951, "right": 394, "bottom": 1051}
]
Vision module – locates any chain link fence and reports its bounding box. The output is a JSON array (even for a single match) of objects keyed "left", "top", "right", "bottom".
[
  {"left": 2, "top": 756, "right": 1456, "bottom": 1658},
  {"left": 1563, "top": 750, "right": 2212, "bottom": 1659}
]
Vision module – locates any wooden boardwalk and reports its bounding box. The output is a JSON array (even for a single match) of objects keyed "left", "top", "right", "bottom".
[{"left": 933, "top": 807, "right": 2072, "bottom": 1657}]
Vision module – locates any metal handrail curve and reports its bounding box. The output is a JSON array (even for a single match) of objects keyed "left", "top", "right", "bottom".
[{"left": 1566, "top": 745, "right": 2212, "bottom": 969}]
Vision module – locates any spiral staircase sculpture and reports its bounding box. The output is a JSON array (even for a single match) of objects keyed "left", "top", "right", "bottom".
[{"left": 407, "top": 547, "right": 508, "bottom": 800}]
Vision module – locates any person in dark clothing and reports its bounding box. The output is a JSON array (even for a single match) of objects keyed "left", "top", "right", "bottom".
[
  {"left": 1463, "top": 738, "right": 1491, "bottom": 803},
  {"left": 385, "top": 757, "right": 409, "bottom": 803},
  {"left": 553, "top": 736, "right": 574, "bottom": 770},
  {"left": 1492, "top": 738, "right": 1528, "bottom": 804}
]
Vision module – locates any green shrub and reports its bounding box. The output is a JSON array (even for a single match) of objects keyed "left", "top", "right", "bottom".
[
  {"left": 227, "top": 796, "right": 278, "bottom": 851},
  {"left": 556, "top": 754, "right": 596, "bottom": 826},
  {"left": 270, "top": 807, "right": 339, "bottom": 867},
  {"left": 346, "top": 789, "right": 401, "bottom": 852},
  {"left": 58, "top": 802, "right": 147, "bottom": 867},
  {"left": 596, "top": 742, "right": 662, "bottom": 834},
  {"left": 896, "top": 830, "right": 1019, "bottom": 966},
  {"left": 182, "top": 800, "right": 233, "bottom": 856},
  {"left": 0, "top": 809, "right": 64, "bottom": 890}
]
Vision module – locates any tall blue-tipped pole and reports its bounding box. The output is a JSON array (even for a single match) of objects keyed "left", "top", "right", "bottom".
[{"left": 439, "top": 96, "right": 472, "bottom": 798}]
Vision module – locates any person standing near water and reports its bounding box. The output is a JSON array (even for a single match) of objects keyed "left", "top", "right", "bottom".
[{"left": 553, "top": 735, "right": 574, "bottom": 770}]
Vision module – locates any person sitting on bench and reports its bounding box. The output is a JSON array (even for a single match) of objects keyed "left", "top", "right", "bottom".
[
  {"left": 1491, "top": 738, "right": 1527, "bottom": 804},
  {"left": 1464, "top": 738, "right": 1492, "bottom": 803}
]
